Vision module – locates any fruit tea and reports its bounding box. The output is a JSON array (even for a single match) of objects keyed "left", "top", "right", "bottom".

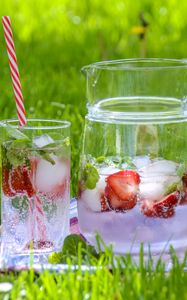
[
  {"left": 0, "top": 121, "right": 70, "bottom": 265},
  {"left": 80, "top": 58, "right": 187, "bottom": 260},
  {"left": 78, "top": 155, "right": 187, "bottom": 255}
]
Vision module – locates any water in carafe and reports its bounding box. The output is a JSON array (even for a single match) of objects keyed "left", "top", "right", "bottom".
[{"left": 78, "top": 59, "right": 187, "bottom": 261}]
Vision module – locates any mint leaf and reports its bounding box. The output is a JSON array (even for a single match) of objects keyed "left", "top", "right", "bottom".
[
  {"left": 62, "top": 234, "right": 87, "bottom": 256},
  {"left": 64, "top": 137, "right": 70, "bottom": 146},
  {"left": 43, "top": 198, "right": 57, "bottom": 220},
  {"left": 48, "top": 234, "right": 100, "bottom": 265},
  {"left": 10, "top": 139, "right": 31, "bottom": 148},
  {"left": 120, "top": 156, "right": 136, "bottom": 169},
  {"left": 6, "top": 125, "right": 29, "bottom": 141},
  {"left": 38, "top": 150, "right": 56, "bottom": 165},
  {"left": 11, "top": 195, "right": 28, "bottom": 211},
  {"left": 2, "top": 144, "right": 10, "bottom": 168},
  {"left": 6, "top": 148, "right": 28, "bottom": 167},
  {"left": 96, "top": 156, "right": 106, "bottom": 163},
  {"left": 87, "top": 244, "right": 99, "bottom": 257},
  {"left": 82, "top": 163, "right": 99, "bottom": 189},
  {"left": 177, "top": 163, "right": 187, "bottom": 177},
  {"left": 4, "top": 125, "right": 31, "bottom": 167},
  {"left": 164, "top": 182, "right": 178, "bottom": 196},
  {"left": 40, "top": 142, "right": 57, "bottom": 149},
  {"left": 6, "top": 140, "right": 31, "bottom": 167},
  {"left": 5, "top": 126, "right": 68, "bottom": 166},
  {"left": 33, "top": 135, "right": 70, "bottom": 165}
]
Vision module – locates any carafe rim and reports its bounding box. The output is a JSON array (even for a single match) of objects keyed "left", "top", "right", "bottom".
[{"left": 81, "top": 58, "right": 187, "bottom": 72}]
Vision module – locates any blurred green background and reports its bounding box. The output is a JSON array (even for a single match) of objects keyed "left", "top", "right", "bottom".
[{"left": 0, "top": 0, "right": 187, "bottom": 194}]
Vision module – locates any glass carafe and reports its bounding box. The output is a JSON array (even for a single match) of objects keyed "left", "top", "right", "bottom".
[{"left": 78, "top": 59, "right": 187, "bottom": 260}]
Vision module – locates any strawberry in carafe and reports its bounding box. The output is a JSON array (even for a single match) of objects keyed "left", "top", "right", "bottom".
[{"left": 78, "top": 58, "right": 187, "bottom": 261}]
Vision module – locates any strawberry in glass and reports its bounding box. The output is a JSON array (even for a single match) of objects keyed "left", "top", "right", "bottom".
[{"left": 0, "top": 120, "right": 70, "bottom": 266}]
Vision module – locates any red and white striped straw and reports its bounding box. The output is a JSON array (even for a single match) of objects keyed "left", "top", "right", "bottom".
[
  {"left": 35, "top": 195, "right": 47, "bottom": 240},
  {"left": 2, "top": 16, "right": 26, "bottom": 126}
]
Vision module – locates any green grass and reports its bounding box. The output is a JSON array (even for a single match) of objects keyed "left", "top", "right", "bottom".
[
  {"left": 0, "top": 246, "right": 187, "bottom": 300},
  {"left": 0, "top": 0, "right": 187, "bottom": 193},
  {"left": 0, "top": 0, "right": 187, "bottom": 298}
]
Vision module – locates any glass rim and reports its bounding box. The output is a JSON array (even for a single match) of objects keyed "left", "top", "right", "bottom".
[
  {"left": 0, "top": 119, "right": 71, "bottom": 130},
  {"left": 82, "top": 58, "right": 187, "bottom": 71}
]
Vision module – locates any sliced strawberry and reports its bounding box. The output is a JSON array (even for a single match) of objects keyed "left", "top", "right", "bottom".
[
  {"left": 105, "top": 170, "right": 140, "bottom": 211},
  {"left": 141, "top": 192, "right": 180, "bottom": 218},
  {"left": 180, "top": 173, "right": 187, "bottom": 204},
  {"left": 179, "top": 193, "right": 187, "bottom": 205},
  {"left": 10, "top": 166, "right": 35, "bottom": 197},
  {"left": 10, "top": 166, "right": 26, "bottom": 194},
  {"left": 182, "top": 173, "right": 187, "bottom": 188},
  {"left": 141, "top": 199, "right": 175, "bottom": 218},
  {"left": 100, "top": 193, "right": 109, "bottom": 212},
  {"left": 2, "top": 168, "right": 16, "bottom": 197},
  {"left": 106, "top": 170, "right": 140, "bottom": 201},
  {"left": 105, "top": 185, "right": 137, "bottom": 210},
  {"left": 25, "top": 240, "right": 53, "bottom": 250}
]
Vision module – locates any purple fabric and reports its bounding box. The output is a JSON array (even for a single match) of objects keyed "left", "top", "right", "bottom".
[
  {"left": 70, "top": 217, "right": 80, "bottom": 234},
  {"left": 69, "top": 198, "right": 80, "bottom": 234}
]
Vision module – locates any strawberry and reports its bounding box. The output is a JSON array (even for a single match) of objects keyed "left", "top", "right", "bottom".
[
  {"left": 2, "top": 168, "right": 16, "bottom": 197},
  {"left": 182, "top": 173, "right": 187, "bottom": 188},
  {"left": 10, "top": 166, "right": 25, "bottom": 194},
  {"left": 180, "top": 173, "right": 187, "bottom": 204},
  {"left": 179, "top": 193, "right": 187, "bottom": 205},
  {"left": 25, "top": 240, "right": 53, "bottom": 250},
  {"left": 105, "top": 170, "right": 140, "bottom": 211},
  {"left": 141, "top": 192, "right": 180, "bottom": 218},
  {"left": 10, "top": 166, "right": 35, "bottom": 197},
  {"left": 100, "top": 194, "right": 110, "bottom": 212}
]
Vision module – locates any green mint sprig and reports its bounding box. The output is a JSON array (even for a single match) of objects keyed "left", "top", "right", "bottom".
[
  {"left": 164, "top": 162, "right": 186, "bottom": 196},
  {"left": 82, "top": 163, "right": 99, "bottom": 190},
  {"left": 96, "top": 155, "right": 136, "bottom": 170},
  {"left": 11, "top": 195, "right": 29, "bottom": 220},
  {"left": 48, "top": 234, "right": 101, "bottom": 265},
  {"left": 164, "top": 182, "right": 180, "bottom": 196},
  {"left": 4, "top": 126, "right": 68, "bottom": 166},
  {"left": 6, "top": 139, "right": 31, "bottom": 167},
  {"left": 177, "top": 162, "right": 187, "bottom": 177},
  {"left": 6, "top": 125, "right": 30, "bottom": 141}
]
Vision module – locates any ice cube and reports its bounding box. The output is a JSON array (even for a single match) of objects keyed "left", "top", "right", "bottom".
[
  {"left": 139, "top": 174, "right": 180, "bottom": 201},
  {"left": 140, "top": 174, "right": 179, "bottom": 184},
  {"left": 33, "top": 134, "right": 54, "bottom": 148},
  {"left": 121, "top": 163, "right": 129, "bottom": 169},
  {"left": 133, "top": 156, "right": 151, "bottom": 170},
  {"left": 81, "top": 176, "right": 106, "bottom": 212},
  {"left": 35, "top": 155, "right": 69, "bottom": 193},
  {"left": 139, "top": 182, "right": 165, "bottom": 201},
  {"left": 99, "top": 166, "right": 121, "bottom": 176},
  {"left": 140, "top": 159, "right": 179, "bottom": 175}
]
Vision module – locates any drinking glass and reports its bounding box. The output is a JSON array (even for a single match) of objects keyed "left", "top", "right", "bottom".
[
  {"left": 78, "top": 58, "right": 187, "bottom": 261},
  {"left": 0, "top": 119, "right": 71, "bottom": 267}
]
